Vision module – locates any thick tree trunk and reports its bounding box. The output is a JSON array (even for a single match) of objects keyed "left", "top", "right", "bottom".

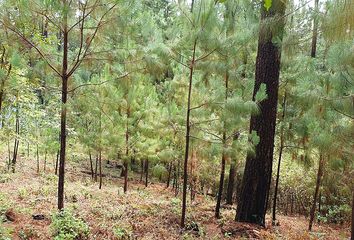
[
  {"left": 272, "top": 93, "right": 287, "bottom": 225},
  {"left": 181, "top": 40, "right": 197, "bottom": 228},
  {"left": 0, "top": 64, "right": 11, "bottom": 114},
  {"left": 226, "top": 162, "right": 236, "bottom": 205},
  {"left": 309, "top": 155, "right": 325, "bottom": 231},
  {"left": 236, "top": 1, "right": 286, "bottom": 225}
]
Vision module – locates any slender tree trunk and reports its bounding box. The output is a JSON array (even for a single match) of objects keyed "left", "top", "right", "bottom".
[
  {"left": 167, "top": 163, "right": 172, "bottom": 188},
  {"left": 95, "top": 155, "right": 98, "bottom": 182},
  {"left": 181, "top": 40, "right": 197, "bottom": 228},
  {"left": 55, "top": 150, "right": 59, "bottom": 175},
  {"left": 44, "top": 151, "right": 47, "bottom": 172},
  {"left": 215, "top": 72, "right": 229, "bottom": 218},
  {"left": 272, "top": 93, "right": 287, "bottom": 225},
  {"left": 318, "top": 191, "right": 321, "bottom": 223},
  {"left": 236, "top": 0, "right": 286, "bottom": 225},
  {"left": 89, "top": 152, "right": 94, "bottom": 179},
  {"left": 140, "top": 159, "right": 144, "bottom": 182},
  {"left": 226, "top": 162, "right": 236, "bottom": 205},
  {"left": 351, "top": 189, "right": 353, "bottom": 240},
  {"left": 0, "top": 64, "right": 11, "bottom": 114},
  {"left": 215, "top": 147, "right": 226, "bottom": 218},
  {"left": 99, "top": 150, "right": 102, "bottom": 189},
  {"left": 7, "top": 140, "right": 11, "bottom": 169},
  {"left": 27, "top": 142, "right": 30, "bottom": 158},
  {"left": 12, "top": 109, "right": 20, "bottom": 173},
  {"left": 145, "top": 159, "right": 149, "bottom": 188},
  {"left": 311, "top": 0, "right": 319, "bottom": 58},
  {"left": 124, "top": 107, "right": 130, "bottom": 193},
  {"left": 57, "top": 11, "right": 69, "bottom": 210},
  {"left": 36, "top": 144, "right": 40, "bottom": 174},
  {"left": 309, "top": 154, "right": 325, "bottom": 231}
]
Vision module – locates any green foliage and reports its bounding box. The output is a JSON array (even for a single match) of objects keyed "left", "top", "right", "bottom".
[
  {"left": 50, "top": 210, "right": 89, "bottom": 240},
  {"left": 112, "top": 225, "right": 133, "bottom": 240}
]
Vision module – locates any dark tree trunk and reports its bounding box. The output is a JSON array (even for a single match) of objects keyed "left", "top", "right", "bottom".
[
  {"left": 0, "top": 63, "right": 11, "bottom": 114},
  {"left": 95, "top": 155, "right": 98, "bottom": 182},
  {"left": 215, "top": 149, "right": 226, "bottom": 218},
  {"left": 12, "top": 109, "right": 20, "bottom": 173},
  {"left": 44, "top": 151, "right": 47, "bottom": 172},
  {"left": 140, "top": 159, "right": 144, "bottom": 182},
  {"left": 89, "top": 152, "right": 94, "bottom": 179},
  {"left": 272, "top": 93, "right": 287, "bottom": 225},
  {"left": 351, "top": 190, "right": 353, "bottom": 240},
  {"left": 309, "top": 155, "right": 325, "bottom": 231},
  {"left": 99, "top": 150, "right": 102, "bottom": 189},
  {"left": 215, "top": 72, "right": 229, "bottom": 218},
  {"left": 226, "top": 162, "right": 236, "bottom": 205},
  {"left": 311, "top": 0, "right": 319, "bottom": 58},
  {"left": 236, "top": 1, "right": 286, "bottom": 226},
  {"left": 57, "top": 12, "right": 69, "bottom": 210},
  {"left": 181, "top": 40, "right": 197, "bottom": 228},
  {"left": 36, "top": 144, "right": 40, "bottom": 174},
  {"left": 318, "top": 191, "right": 321, "bottom": 223},
  {"left": 123, "top": 162, "right": 128, "bottom": 192},
  {"left": 145, "top": 159, "right": 149, "bottom": 188},
  {"left": 167, "top": 163, "right": 172, "bottom": 188},
  {"left": 55, "top": 150, "right": 59, "bottom": 175}
]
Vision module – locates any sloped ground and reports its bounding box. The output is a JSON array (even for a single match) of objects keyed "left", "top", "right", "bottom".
[{"left": 0, "top": 156, "right": 351, "bottom": 239}]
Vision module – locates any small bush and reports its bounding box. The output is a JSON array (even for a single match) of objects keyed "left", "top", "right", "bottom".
[
  {"left": 0, "top": 222, "right": 12, "bottom": 240},
  {"left": 113, "top": 225, "right": 133, "bottom": 240},
  {"left": 50, "top": 209, "right": 89, "bottom": 240}
]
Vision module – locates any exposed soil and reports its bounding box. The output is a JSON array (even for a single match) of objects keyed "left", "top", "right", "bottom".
[{"left": 0, "top": 156, "right": 351, "bottom": 239}]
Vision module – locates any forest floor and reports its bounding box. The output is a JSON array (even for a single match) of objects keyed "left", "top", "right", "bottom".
[{"left": 0, "top": 155, "right": 351, "bottom": 240}]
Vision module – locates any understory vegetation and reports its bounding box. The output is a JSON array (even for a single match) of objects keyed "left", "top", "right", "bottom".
[{"left": 0, "top": 0, "right": 353, "bottom": 239}]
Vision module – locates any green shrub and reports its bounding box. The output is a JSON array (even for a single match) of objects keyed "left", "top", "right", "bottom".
[
  {"left": 50, "top": 209, "right": 89, "bottom": 240},
  {"left": 113, "top": 225, "right": 133, "bottom": 240},
  {"left": 0, "top": 222, "right": 12, "bottom": 240}
]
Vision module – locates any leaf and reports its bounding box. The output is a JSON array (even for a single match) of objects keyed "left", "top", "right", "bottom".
[
  {"left": 264, "top": 0, "right": 272, "bottom": 11},
  {"left": 255, "top": 83, "right": 268, "bottom": 102}
]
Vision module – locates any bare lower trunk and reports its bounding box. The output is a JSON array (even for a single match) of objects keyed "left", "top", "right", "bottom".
[
  {"left": 124, "top": 162, "right": 128, "bottom": 192},
  {"left": 36, "top": 144, "right": 40, "bottom": 174},
  {"left": 309, "top": 155, "right": 325, "bottom": 231},
  {"left": 226, "top": 162, "right": 236, "bottom": 205},
  {"left": 145, "top": 159, "right": 149, "bottom": 188},
  {"left": 167, "top": 163, "right": 172, "bottom": 188},
  {"left": 140, "top": 159, "right": 144, "bottom": 182},
  {"left": 44, "top": 151, "right": 47, "bottom": 171},
  {"left": 89, "top": 152, "right": 94, "bottom": 179},
  {"left": 181, "top": 40, "right": 197, "bottom": 228},
  {"left": 95, "top": 155, "right": 98, "bottom": 182},
  {"left": 99, "top": 150, "right": 102, "bottom": 189}
]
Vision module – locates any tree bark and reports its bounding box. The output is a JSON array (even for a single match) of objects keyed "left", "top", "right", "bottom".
[
  {"left": 145, "top": 159, "right": 149, "bottom": 188},
  {"left": 12, "top": 108, "right": 20, "bottom": 173},
  {"left": 309, "top": 154, "right": 325, "bottom": 231},
  {"left": 311, "top": 0, "right": 319, "bottom": 58},
  {"left": 236, "top": 0, "right": 286, "bottom": 225},
  {"left": 272, "top": 93, "right": 287, "bottom": 225},
  {"left": 351, "top": 189, "right": 353, "bottom": 240},
  {"left": 57, "top": 10, "right": 69, "bottom": 210},
  {"left": 226, "top": 162, "right": 236, "bottom": 205},
  {"left": 36, "top": 144, "right": 40, "bottom": 174},
  {"left": 140, "top": 159, "right": 144, "bottom": 182},
  {"left": 181, "top": 40, "right": 197, "bottom": 228},
  {"left": 99, "top": 150, "right": 102, "bottom": 189},
  {"left": 89, "top": 152, "right": 94, "bottom": 179},
  {"left": 167, "top": 163, "right": 172, "bottom": 188}
]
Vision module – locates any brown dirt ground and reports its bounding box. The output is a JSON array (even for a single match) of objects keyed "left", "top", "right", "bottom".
[{"left": 0, "top": 156, "right": 351, "bottom": 239}]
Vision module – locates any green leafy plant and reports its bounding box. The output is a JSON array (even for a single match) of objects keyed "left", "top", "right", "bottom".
[
  {"left": 50, "top": 209, "right": 89, "bottom": 240},
  {"left": 113, "top": 225, "right": 133, "bottom": 240}
]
